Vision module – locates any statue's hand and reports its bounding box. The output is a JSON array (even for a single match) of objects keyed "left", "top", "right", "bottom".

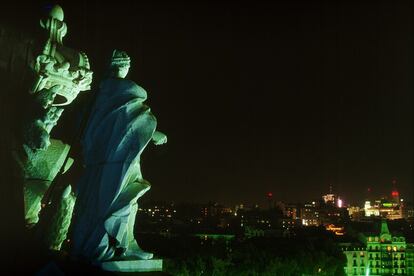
[{"left": 152, "top": 131, "right": 167, "bottom": 145}]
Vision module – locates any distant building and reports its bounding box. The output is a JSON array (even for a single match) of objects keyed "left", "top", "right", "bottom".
[
  {"left": 322, "top": 185, "right": 343, "bottom": 207},
  {"left": 364, "top": 200, "right": 381, "bottom": 217},
  {"left": 139, "top": 201, "right": 177, "bottom": 220},
  {"left": 322, "top": 193, "right": 336, "bottom": 205},
  {"left": 300, "top": 202, "right": 319, "bottom": 226},
  {"left": 279, "top": 217, "right": 301, "bottom": 234},
  {"left": 348, "top": 206, "right": 363, "bottom": 221},
  {"left": 364, "top": 183, "right": 405, "bottom": 220},
  {"left": 342, "top": 220, "right": 414, "bottom": 275},
  {"left": 319, "top": 204, "right": 348, "bottom": 225},
  {"left": 364, "top": 199, "right": 403, "bottom": 220},
  {"left": 201, "top": 202, "right": 233, "bottom": 218},
  {"left": 284, "top": 203, "right": 300, "bottom": 219}
]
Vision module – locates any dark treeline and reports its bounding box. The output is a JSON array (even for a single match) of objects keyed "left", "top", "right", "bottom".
[{"left": 137, "top": 228, "right": 346, "bottom": 276}]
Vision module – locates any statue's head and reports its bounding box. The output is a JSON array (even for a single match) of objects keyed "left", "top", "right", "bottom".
[{"left": 109, "top": 50, "right": 131, "bottom": 78}]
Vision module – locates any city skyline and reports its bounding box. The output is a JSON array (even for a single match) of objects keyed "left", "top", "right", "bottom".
[
  {"left": 139, "top": 181, "right": 411, "bottom": 209},
  {"left": 58, "top": 0, "right": 414, "bottom": 206},
  {"left": 3, "top": 1, "right": 412, "bottom": 206}
]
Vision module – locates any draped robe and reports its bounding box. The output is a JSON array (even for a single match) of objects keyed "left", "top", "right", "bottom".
[{"left": 71, "top": 77, "right": 157, "bottom": 261}]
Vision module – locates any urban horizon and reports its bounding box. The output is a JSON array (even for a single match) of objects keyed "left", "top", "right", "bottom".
[{"left": 0, "top": 1, "right": 413, "bottom": 275}]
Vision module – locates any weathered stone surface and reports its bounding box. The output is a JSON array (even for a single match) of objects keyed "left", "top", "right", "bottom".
[
  {"left": 42, "top": 185, "right": 76, "bottom": 250},
  {"left": 23, "top": 139, "right": 70, "bottom": 181},
  {"left": 20, "top": 139, "right": 70, "bottom": 224}
]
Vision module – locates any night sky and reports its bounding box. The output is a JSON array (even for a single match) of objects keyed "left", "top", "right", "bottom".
[{"left": 3, "top": 1, "right": 413, "bottom": 207}]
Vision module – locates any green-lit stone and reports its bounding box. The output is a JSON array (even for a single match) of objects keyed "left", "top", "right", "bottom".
[{"left": 101, "top": 259, "right": 163, "bottom": 272}]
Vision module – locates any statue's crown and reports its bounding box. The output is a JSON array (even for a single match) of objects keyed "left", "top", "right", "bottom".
[{"left": 111, "top": 50, "right": 130, "bottom": 67}]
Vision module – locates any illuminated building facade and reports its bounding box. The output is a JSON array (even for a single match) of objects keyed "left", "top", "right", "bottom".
[
  {"left": 342, "top": 220, "right": 414, "bottom": 275},
  {"left": 364, "top": 199, "right": 403, "bottom": 220},
  {"left": 284, "top": 203, "right": 299, "bottom": 219},
  {"left": 365, "top": 200, "right": 381, "bottom": 217},
  {"left": 323, "top": 193, "right": 336, "bottom": 205},
  {"left": 300, "top": 202, "right": 319, "bottom": 226},
  {"left": 322, "top": 186, "right": 344, "bottom": 208},
  {"left": 299, "top": 199, "right": 348, "bottom": 227},
  {"left": 348, "top": 206, "right": 363, "bottom": 221},
  {"left": 364, "top": 184, "right": 404, "bottom": 220}
]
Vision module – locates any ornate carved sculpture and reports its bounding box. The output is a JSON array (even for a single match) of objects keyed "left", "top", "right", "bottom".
[
  {"left": 24, "top": 5, "right": 92, "bottom": 152},
  {"left": 13, "top": 5, "right": 93, "bottom": 251}
]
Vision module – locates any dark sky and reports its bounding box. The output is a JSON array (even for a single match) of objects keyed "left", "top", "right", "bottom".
[{"left": 4, "top": 0, "right": 413, "bottom": 207}]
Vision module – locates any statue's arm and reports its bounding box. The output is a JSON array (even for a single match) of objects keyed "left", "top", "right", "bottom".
[{"left": 152, "top": 130, "right": 167, "bottom": 145}]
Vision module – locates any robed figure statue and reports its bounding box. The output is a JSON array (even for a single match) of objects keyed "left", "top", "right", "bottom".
[{"left": 71, "top": 50, "right": 167, "bottom": 262}]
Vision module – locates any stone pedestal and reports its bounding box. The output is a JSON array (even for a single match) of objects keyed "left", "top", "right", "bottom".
[{"left": 101, "top": 259, "right": 163, "bottom": 272}]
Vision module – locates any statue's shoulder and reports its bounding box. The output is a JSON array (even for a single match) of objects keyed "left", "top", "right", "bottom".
[
  {"left": 123, "top": 80, "right": 148, "bottom": 100},
  {"left": 100, "top": 78, "right": 148, "bottom": 100},
  {"left": 101, "top": 78, "right": 141, "bottom": 89},
  {"left": 121, "top": 78, "right": 137, "bottom": 87},
  {"left": 122, "top": 79, "right": 146, "bottom": 91}
]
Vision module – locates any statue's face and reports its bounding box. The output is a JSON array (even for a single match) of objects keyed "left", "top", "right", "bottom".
[{"left": 118, "top": 65, "right": 130, "bottom": 78}]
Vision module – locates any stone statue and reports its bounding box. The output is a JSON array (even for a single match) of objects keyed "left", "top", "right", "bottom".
[
  {"left": 10, "top": 5, "right": 92, "bottom": 251},
  {"left": 71, "top": 50, "right": 167, "bottom": 263},
  {"left": 24, "top": 4, "right": 92, "bottom": 152}
]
